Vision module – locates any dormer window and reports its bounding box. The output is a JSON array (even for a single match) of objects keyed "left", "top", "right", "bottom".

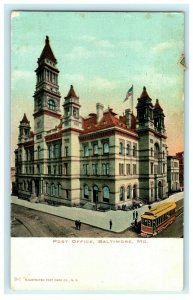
[{"left": 48, "top": 99, "right": 56, "bottom": 111}]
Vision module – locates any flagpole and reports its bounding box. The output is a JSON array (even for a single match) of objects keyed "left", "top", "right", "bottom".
[{"left": 132, "top": 85, "right": 133, "bottom": 113}]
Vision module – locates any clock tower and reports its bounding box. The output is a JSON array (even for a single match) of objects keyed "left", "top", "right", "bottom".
[{"left": 33, "top": 36, "right": 61, "bottom": 134}]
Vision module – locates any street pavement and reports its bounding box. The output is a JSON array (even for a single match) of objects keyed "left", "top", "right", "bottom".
[{"left": 11, "top": 192, "right": 183, "bottom": 233}]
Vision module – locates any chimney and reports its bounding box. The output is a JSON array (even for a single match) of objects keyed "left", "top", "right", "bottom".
[
  {"left": 96, "top": 103, "right": 104, "bottom": 122},
  {"left": 125, "top": 108, "right": 132, "bottom": 128}
]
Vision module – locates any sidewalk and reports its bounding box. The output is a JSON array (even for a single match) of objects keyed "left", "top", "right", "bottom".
[{"left": 11, "top": 192, "right": 184, "bottom": 233}]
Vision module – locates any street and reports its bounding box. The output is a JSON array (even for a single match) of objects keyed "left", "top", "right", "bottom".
[
  {"left": 11, "top": 202, "right": 183, "bottom": 238},
  {"left": 11, "top": 204, "right": 139, "bottom": 238}
]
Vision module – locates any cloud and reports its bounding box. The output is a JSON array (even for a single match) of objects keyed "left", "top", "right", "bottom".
[
  {"left": 79, "top": 35, "right": 96, "bottom": 42},
  {"left": 12, "top": 70, "right": 33, "bottom": 80},
  {"left": 64, "top": 46, "right": 92, "bottom": 59},
  {"left": 62, "top": 73, "right": 85, "bottom": 84},
  {"left": 89, "top": 77, "right": 117, "bottom": 90},
  {"left": 151, "top": 41, "right": 175, "bottom": 53}
]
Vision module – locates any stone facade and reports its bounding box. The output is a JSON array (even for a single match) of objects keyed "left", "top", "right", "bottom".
[
  {"left": 167, "top": 156, "right": 180, "bottom": 193},
  {"left": 14, "top": 36, "right": 179, "bottom": 209}
]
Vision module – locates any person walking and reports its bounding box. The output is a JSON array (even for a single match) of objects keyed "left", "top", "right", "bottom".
[
  {"left": 133, "top": 211, "right": 135, "bottom": 220},
  {"left": 136, "top": 210, "right": 138, "bottom": 220},
  {"left": 109, "top": 219, "right": 112, "bottom": 230},
  {"left": 75, "top": 220, "right": 78, "bottom": 230},
  {"left": 78, "top": 220, "right": 81, "bottom": 231}
]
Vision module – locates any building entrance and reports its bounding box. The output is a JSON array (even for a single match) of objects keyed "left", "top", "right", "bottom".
[{"left": 93, "top": 185, "right": 99, "bottom": 203}]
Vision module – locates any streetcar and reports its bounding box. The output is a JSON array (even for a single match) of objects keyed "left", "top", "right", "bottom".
[{"left": 141, "top": 201, "right": 176, "bottom": 237}]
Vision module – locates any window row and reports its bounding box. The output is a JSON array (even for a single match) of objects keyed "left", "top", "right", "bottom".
[
  {"left": 83, "top": 142, "right": 110, "bottom": 157},
  {"left": 45, "top": 182, "right": 64, "bottom": 197},
  {"left": 83, "top": 185, "right": 110, "bottom": 203},
  {"left": 150, "top": 163, "right": 166, "bottom": 175},
  {"left": 151, "top": 145, "right": 165, "bottom": 159},
  {"left": 47, "top": 143, "right": 62, "bottom": 159},
  {"left": 119, "top": 185, "right": 138, "bottom": 201},
  {"left": 119, "top": 163, "right": 137, "bottom": 175},
  {"left": 119, "top": 142, "right": 137, "bottom": 157},
  {"left": 82, "top": 163, "right": 109, "bottom": 176}
]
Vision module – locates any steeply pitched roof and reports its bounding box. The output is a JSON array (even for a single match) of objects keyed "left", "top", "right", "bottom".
[
  {"left": 154, "top": 99, "right": 163, "bottom": 111},
  {"left": 20, "top": 113, "right": 30, "bottom": 124},
  {"left": 139, "top": 86, "right": 151, "bottom": 100},
  {"left": 65, "top": 85, "right": 79, "bottom": 99},
  {"left": 38, "top": 36, "right": 57, "bottom": 63}
]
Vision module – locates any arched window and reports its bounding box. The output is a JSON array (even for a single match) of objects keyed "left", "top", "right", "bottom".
[
  {"left": 57, "top": 184, "right": 62, "bottom": 197},
  {"left": 103, "top": 186, "right": 110, "bottom": 203},
  {"left": 119, "top": 142, "right": 123, "bottom": 155},
  {"left": 83, "top": 185, "right": 89, "bottom": 199},
  {"left": 37, "top": 146, "right": 41, "bottom": 160},
  {"left": 48, "top": 99, "right": 56, "bottom": 111},
  {"left": 126, "top": 144, "right": 130, "bottom": 156},
  {"left": 103, "top": 142, "right": 109, "bottom": 154},
  {"left": 120, "top": 186, "right": 125, "bottom": 201},
  {"left": 127, "top": 186, "right": 131, "bottom": 199},
  {"left": 45, "top": 182, "right": 48, "bottom": 194},
  {"left": 84, "top": 145, "right": 89, "bottom": 157},
  {"left": 51, "top": 183, "right": 55, "bottom": 196}
]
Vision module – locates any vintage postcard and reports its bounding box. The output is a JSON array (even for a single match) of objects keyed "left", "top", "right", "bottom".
[{"left": 10, "top": 11, "right": 184, "bottom": 291}]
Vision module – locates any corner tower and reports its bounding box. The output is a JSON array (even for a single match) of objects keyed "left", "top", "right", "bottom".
[{"left": 33, "top": 36, "right": 61, "bottom": 133}]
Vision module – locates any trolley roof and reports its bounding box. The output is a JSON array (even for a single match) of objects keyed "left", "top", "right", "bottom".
[{"left": 141, "top": 201, "right": 176, "bottom": 220}]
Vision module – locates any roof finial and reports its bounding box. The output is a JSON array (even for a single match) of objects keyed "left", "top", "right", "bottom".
[
  {"left": 143, "top": 86, "right": 146, "bottom": 91},
  {"left": 45, "top": 36, "right": 49, "bottom": 44}
]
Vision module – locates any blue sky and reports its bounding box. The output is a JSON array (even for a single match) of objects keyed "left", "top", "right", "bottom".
[{"left": 11, "top": 11, "right": 184, "bottom": 165}]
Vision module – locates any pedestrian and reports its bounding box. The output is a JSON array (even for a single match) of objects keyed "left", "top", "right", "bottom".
[
  {"left": 75, "top": 220, "right": 78, "bottom": 230},
  {"left": 109, "top": 219, "right": 112, "bottom": 230},
  {"left": 133, "top": 211, "right": 135, "bottom": 220},
  {"left": 136, "top": 210, "right": 138, "bottom": 220},
  {"left": 135, "top": 218, "right": 138, "bottom": 227},
  {"left": 78, "top": 220, "right": 81, "bottom": 231}
]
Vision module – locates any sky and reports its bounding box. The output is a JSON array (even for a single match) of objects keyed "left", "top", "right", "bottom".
[{"left": 11, "top": 11, "right": 184, "bottom": 166}]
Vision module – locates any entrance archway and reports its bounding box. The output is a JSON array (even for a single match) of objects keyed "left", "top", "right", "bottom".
[
  {"left": 133, "top": 184, "right": 137, "bottom": 199},
  {"left": 158, "top": 181, "right": 162, "bottom": 199},
  {"left": 93, "top": 185, "right": 99, "bottom": 203}
]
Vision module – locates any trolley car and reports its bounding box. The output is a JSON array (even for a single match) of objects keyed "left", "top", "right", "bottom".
[{"left": 141, "top": 201, "right": 176, "bottom": 237}]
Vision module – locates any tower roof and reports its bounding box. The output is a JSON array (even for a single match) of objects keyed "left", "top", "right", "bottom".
[
  {"left": 20, "top": 113, "right": 30, "bottom": 124},
  {"left": 139, "top": 86, "right": 151, "bottom": 99},
  {"left": 154, "top": 99, "right": 163, "bottom": 111},
  {"left": 38, "top": 36, "right": 57, "bottom": 63},
  {"left": 65, "top": 85, "right": 79, "bottom": 99}
]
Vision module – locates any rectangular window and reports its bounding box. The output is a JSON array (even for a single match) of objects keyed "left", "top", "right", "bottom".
[
  {"left": 59, "top": 165, "right": 62, "bottom": 175},
  {"left": 102, "top": 163, "right": 109, "bottom": 175},
  {"left": 65, "top": 146, "right": 69, "bottom": 157},
  {"left": 119, "top": 163, "right": 124, "bottom": 175},
  {"left": 64, "top": 163, "right": 68, "bottom": 175},
  {"left": 151, "top": 162, "right": 154, "bottom": 175},
  {"left": 133, "top": 164, "right": 137, "bottom": 175},
  {"left": 126, "top": 164, "right": 131, "bottom": 175},
  {"left": 65, "top": 189, "right": 69, "bottom": 199},
  {"left": 48, "top": 165, "right": 51, "bottom": 175},
  {"left": 92, "top": 164, "right": 98, "bottom": 175},
  {"left": 83, "top": 164, "right": 89, "bottom": 175}
]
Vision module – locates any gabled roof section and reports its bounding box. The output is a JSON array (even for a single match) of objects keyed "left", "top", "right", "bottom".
[
  {"left": 65, "top": 85, "right": 79, "bottom": 99},
  {"left": 20, "top": 113, "right": 30, "bottom": 124},
  {"left": 82, "top": 108, "right": 137, "bottom": 134},
  {"left": 38, "top": 36, "right": 57, "bottom": 64}
]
